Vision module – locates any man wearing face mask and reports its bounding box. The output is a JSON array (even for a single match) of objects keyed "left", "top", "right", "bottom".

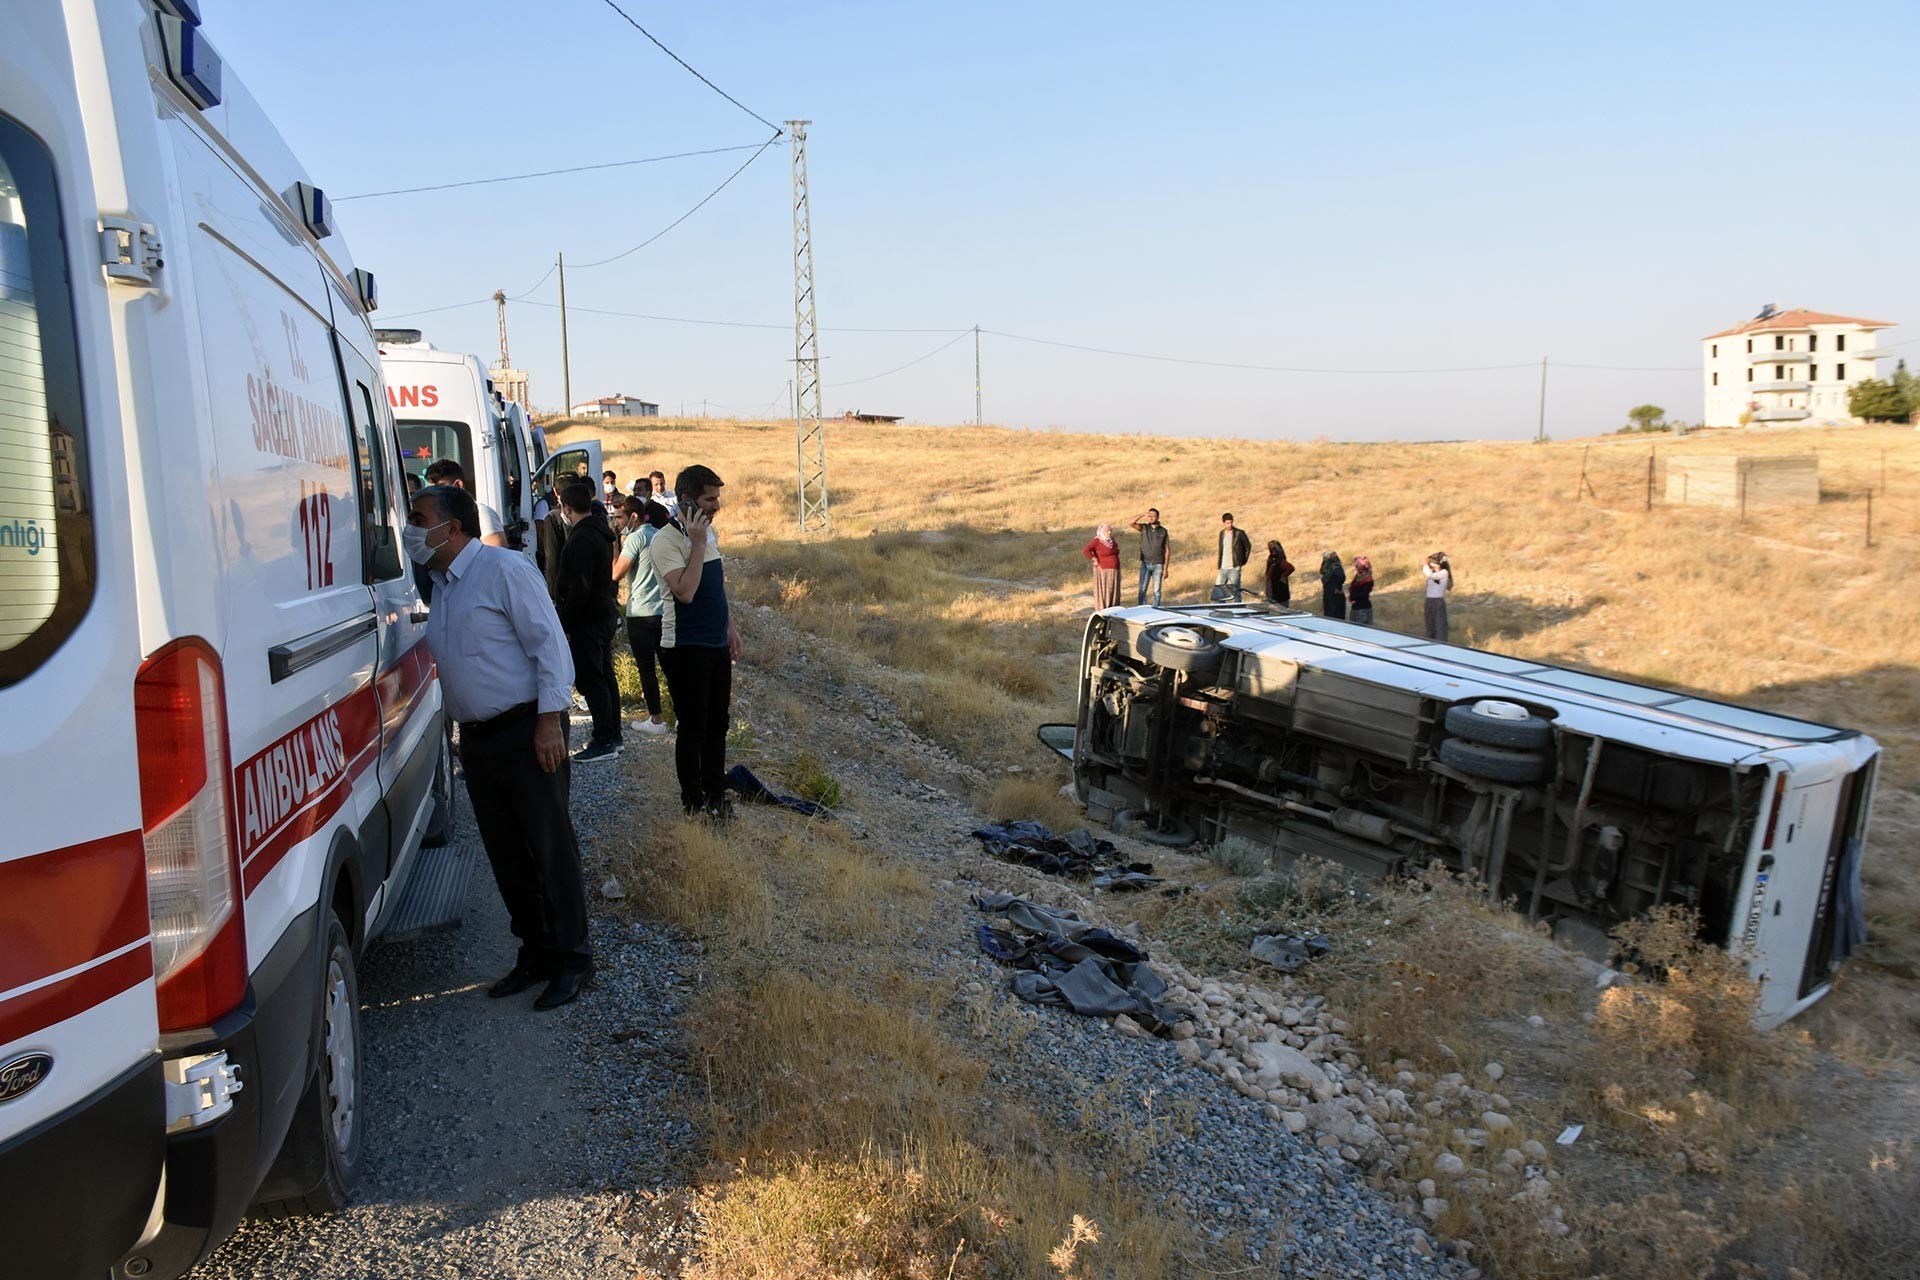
[
  {"left": 555, "top": 478, "right": 623, "bottom": 764},
  {"left": 602, "top": 470, "right": 620, "bottom": 505},
  {"left": 407, "top": 484, "right": 593, "bottom": 1010}
]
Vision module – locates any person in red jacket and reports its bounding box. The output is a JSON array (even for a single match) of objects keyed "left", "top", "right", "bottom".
[{"left": 1083, "top": 523, "right": 1122, "bottom": 610}]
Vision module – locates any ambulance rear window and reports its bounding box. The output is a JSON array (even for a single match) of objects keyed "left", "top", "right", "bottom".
[
  {"left": 0, "top": 115, "right": 93, "bottom": 687},
  {"left": 395, "top": 420, "right": 471, "bottom": 490}
]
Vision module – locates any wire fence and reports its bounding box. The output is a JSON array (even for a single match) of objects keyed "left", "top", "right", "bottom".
[{"left": 1570, "top": 437, "right": 1920, "bottom": 550}]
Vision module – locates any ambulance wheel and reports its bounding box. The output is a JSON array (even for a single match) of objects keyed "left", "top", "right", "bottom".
[
  {"left": 252, "top": 914, "right": 364, "bottom": 1218},
  {"left": 422, "top": 730, "right": 454, "bottom": 848}
]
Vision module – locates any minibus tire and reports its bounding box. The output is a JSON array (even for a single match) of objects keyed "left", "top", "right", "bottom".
[
  {"left": 1138, "top": 624, "right": 1224, "bottom": 679},
  {"left": 1444, "top": 702, "right": 1553, "bottom": 751},
  {"left": 253, "top": 913, "right": 364, "bottom": 1218},
  {"left": 422, "top": 731, "right": 454, "bottom": 848},
  {"left": 1437, "top": 737, "right": 1547, "bottom": 784}
]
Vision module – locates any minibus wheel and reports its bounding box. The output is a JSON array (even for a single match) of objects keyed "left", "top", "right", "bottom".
[
  {"left": 1444, "top": 700, "right": 1554, "bottom": 750},
  {"left": 1437, "top": 737, "right": 1547, "bottom": 784}
]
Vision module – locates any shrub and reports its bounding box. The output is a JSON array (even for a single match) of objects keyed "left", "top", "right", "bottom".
[{"left": 785, "top": 750, "right": 843, "bottom": 808}]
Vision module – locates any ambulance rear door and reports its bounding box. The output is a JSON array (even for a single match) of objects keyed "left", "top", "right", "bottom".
[{"left": 0, "top": 7, "right": 163, "bottom": 1275}]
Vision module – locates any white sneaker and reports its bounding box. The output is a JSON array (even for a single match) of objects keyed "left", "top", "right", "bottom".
[{"left": 629, "top": 718, "right": 671, "bottom": 736}]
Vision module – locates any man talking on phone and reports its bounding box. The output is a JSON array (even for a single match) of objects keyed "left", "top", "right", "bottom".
[
  {"left": 408, "top": 484, "right": 595, "bottom": 1010},
  {"left": 650, "top": 463, "right": 743, "bottom": 821}
]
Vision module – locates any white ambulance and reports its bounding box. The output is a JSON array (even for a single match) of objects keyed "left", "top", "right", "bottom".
[
  {"left": 376, "top": 331, "right": 598, "bottom": 561},
  {"left": 1, "top": 4, "right": 462, "bottom": 1276}
]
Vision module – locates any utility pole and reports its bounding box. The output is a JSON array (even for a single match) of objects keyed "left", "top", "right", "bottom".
[
  {"left": 974, "top": 324, "right": 982, "bottom": 425},
  {"left": 789, "top": 119, "right": 828, "bottom": 531},
  {"left": 557, "top": 252, "right": 572, "bottom": 417},
  {"left": 1536, "top": 356, "right": 1547, "bottom": 443}
]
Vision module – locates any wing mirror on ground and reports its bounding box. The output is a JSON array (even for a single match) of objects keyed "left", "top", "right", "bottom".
[{"left": 1037, "top": 724, "right": 1076, "bottom": 762}]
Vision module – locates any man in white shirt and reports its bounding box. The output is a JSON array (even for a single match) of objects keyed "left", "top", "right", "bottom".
[
  {"left": 424, "top": 458, "right": 507, "bottom": 547},
  {"left": 649, "top": 470, "right": 677, "bottom": 518},
  {"left": 409, "top": 483, "right": 593, "bottom": 1009}
]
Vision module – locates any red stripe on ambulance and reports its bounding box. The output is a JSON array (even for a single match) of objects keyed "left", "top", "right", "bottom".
[
  {"left": 235, "top": 684, "right": 380, "bottom": 894},
  {"left": 0, "top": 947, "right": 153, "bottom": 1048},
  {"left": 0, "top": 831, "right": 150, "bottom": 1002}
]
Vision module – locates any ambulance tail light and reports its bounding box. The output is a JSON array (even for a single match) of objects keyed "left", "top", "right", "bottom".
[{"left": 136, "top": 639, "right": 248, "bottom": 1032}]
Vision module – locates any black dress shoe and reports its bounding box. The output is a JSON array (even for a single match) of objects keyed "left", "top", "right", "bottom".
[
  {"left": 533, "top": 965, "right": 594, "bottom": 1011},
  {"left": 488, "top": 962, "right": 549, "bottom": 999}
]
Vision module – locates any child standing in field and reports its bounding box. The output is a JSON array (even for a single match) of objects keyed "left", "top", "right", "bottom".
[
  {"left": 1348, "top": 555, "right": 1374, "bottom": 624},
  {"left": 1083, "top": 523, "right": 1122, "bottom": 610},
  {"left": 1320, "top": 551, "right": 1346, "bottom": 619},
  {"left": 1422, "top": 551, "right": 1453, "bottom": 641},
  {"left": 1264, "top": 540, "right": 1294, "bottom": 605}
]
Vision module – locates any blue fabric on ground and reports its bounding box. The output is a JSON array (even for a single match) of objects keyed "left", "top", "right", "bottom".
[{"left": 725, "top": 764, "right": 831, "bottom": 817}]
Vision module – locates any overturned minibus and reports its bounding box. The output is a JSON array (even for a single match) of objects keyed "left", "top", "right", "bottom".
[{"left": 1045, "top": 604, "right": 1877, "bottom": 1027}]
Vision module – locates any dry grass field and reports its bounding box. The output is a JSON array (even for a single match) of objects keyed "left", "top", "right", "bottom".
[{"left": 558, "top": 415, "right": 1920, "bottom": 1278}]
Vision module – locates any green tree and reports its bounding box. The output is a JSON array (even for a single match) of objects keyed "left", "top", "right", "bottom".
[
  {"left": 1848, "top": 365, "right": 1919, "bottom": 421},
  {"left": 1626, "top": 403, "right": 1666, "bottom": 432}
]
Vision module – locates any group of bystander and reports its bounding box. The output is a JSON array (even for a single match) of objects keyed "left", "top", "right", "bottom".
[{"left": 1083, "top": 509, "right": 1455, "bottom": 640}]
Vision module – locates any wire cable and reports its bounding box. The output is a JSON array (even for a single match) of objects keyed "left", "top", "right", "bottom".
[
  {"left": 333, "top": 143, "right": 772, "bottom": 201},
  {"left": 595, "top": 0, "right": 784, "bottom": 135},
  {"left": 836, "top": 331, "right": 972, "bottom": 386},
  {"left": 380, "top": 263, "right": 558, "bottom": 323},
  {"left": 517, "top": 300, "right": 965, "bottom": 335},
  {"left": 979, "top": 328, "right": 1539, "bottom": 375},
  {"left": 568, "top": 135, "right": 780, "bottom": 269}
]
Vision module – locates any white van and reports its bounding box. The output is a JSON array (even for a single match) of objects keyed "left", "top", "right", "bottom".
[
  {"left": 376, "top": 331, "right": 598, "bottom": 562},
  {"left": 1, "top": 5, "right": 466, "bottom": 1276},
  {"left": 1048, "top": 604, "right": 1879, "bottom": 1027}
]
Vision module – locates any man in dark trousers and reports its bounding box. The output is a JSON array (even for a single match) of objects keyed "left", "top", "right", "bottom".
[
  {"left": 407, "top": 484, "right": 592, "bottom": 1009},
  {"left": 554, "top": 478, "right": 623, "bottom": 764},
  {"left": 1215, "top": 512, "right": 1252, "bottom": 602},
  {"left": 649, "top": 463, "right": 742, "bottom": 820},
  {"left": 534, "top": 476, "right": 567, "bottom": 602},
  {"left": 1129, "top": 508, "right": 1171, "bottom": 606}
]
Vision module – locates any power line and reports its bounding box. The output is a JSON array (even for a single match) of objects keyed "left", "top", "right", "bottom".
[
  {"left": 519, "top": 300, "right": 964, "bottom": 335},
  {"left": 837, "top": 330, "right": 971, "bottom": 386},
  {"left": 569, "top": 135, "right": 781, "bottom": 269},
  {"left": 595, "top": 0, "right": 784, "bottom": 135},
  {"left": 979, "top": 328, "right": 1540, "bottom": 375},
  {"left": 333, "top": 142, "right": 772, "bottom": 201},
  {"left": 381, "top": 264, "right": 556, "bottom": 322},
  {"left": 1554, "top": 361, "right": 1695, "bottom": 372}
]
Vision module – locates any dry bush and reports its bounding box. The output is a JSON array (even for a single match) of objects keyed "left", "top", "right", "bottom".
[
  {"left": 980, "top": 776, "right": 1083, "bottom": 834},
  {"left": 1723, "top": 1142, "right": 1920, "bottom": 1280},
  {"left": 1582, "top": 906, "right": 1805, "bottom": 1171}
]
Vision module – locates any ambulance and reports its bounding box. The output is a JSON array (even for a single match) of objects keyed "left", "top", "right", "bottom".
[
  {"left": 1, "top": 4, "right": 466, "bottom": 1276},
  {"left": 376, "top": 331, "right": 599, "bottom": 559}
]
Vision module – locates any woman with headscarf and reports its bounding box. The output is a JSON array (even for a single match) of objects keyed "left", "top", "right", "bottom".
[
  {"left": 1347, "top": 554, "right": 1375, "bottom": 625},
  {"left": 1083, "top": 523, "right": 1122, "bottom": 611},
  {"left": 1320, "top": 550, "right": 1347, "bottom": 619},
  {"left": 1422, "top": 551, "right": 1454, "bottom": 641},
  {"left": 1264, "top": 540, "right": 1295, "bottom": 605}
]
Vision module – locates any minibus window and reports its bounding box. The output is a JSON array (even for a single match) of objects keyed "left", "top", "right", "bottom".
[{"left": 0, "top": 115, "right": 94, "bottom": 687}]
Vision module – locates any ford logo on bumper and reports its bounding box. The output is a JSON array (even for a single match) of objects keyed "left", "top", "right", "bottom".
[{"left": 0, "top": 1054, "right": 53, "bottom": 1103}]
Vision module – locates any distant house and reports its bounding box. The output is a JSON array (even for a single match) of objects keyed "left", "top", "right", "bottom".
[
  {"left": 570, "top": 394, "right": 659, "bottom": 418},
  {"left": 839, "top": 410, "right": 905, "bottom": 424},
  {"left": 1701, "top": 306, "right": 1896, "bottom": 427}
]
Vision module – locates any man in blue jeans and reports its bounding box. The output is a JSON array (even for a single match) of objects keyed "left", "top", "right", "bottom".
[
  {"left": 649, "top": 464, "right": 743, "bottom": 820},
  {"left": 1130, "top": 508, "right": 1170, "bottom": 606}
]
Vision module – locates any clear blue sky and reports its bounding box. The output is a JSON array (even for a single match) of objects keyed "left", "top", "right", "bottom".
[{"left": 211, "top": 0, "right": 1920, "bottom": 440}]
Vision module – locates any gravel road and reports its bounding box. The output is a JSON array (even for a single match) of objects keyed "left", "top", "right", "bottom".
[{"left": 199, "top": 721, "right": 701, "bottom": 1280}]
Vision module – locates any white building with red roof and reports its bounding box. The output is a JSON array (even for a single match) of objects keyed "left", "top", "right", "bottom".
[{"left": 1701, "top": 305, "right": 1895, "bottom": 427}]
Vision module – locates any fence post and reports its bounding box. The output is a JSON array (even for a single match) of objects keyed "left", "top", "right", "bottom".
[
  {"left": 1739, "top": 467, "right": 1747, "bottom": 521},
  {"left": 1866, "top": 489, "right": 1874, "bottom": 549},
  {"left": 1576, "top": 447, "right": 1589, "bottom": 502},
  {"left": 1645, "top": 448, "right": 1655, "bottom": 512}
]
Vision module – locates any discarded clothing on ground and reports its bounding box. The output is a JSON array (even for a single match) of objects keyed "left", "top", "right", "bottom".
[
  {"left": 974, "top": 893, "right": 1187, "bottom": 1034},
  {"left": 1250, "top": 930, "right": 1332, "bottom": 973},
  {"left": 726, "top": 764, "right": 831, "bottom": 817},
  {"left": 970, "top": 821, "right": 1161, "bottom": 891}
]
